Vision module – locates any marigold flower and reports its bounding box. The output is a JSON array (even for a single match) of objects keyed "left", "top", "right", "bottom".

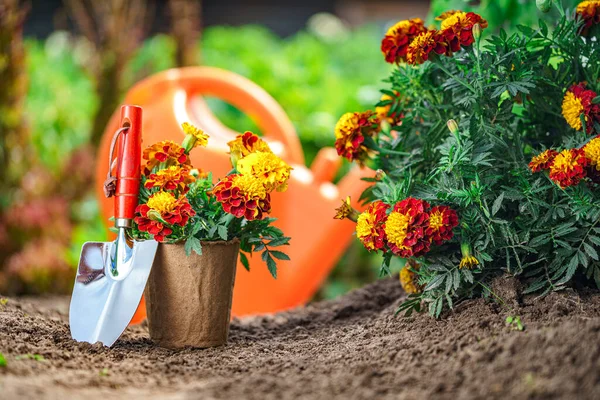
[
  {"left": 426, "top": 205, "right": 459, "bottom": 245},
  {"left": 561, "top": 83, "right": 600, "bottom": 132},
  {"left": 584, "top": 136, "right": 600, "bottom": 171},
  {"left": 384, "top": 198, "right": 430, "bottom": 258},
  {"left": 400, "top": 259, "right": 423, "bottom": 294},
  {"left": 134, "top": 192, "right": 195, "bottom": 242},
  {"left": 459, "top": 243, "right": 479, "bottom": 269},
  {"left": 576, "top": 1, "right": 600, "bottom": 35},
  {"left": 181, "top": 122, "right": 209, "bottom": 153},
  {"left": 437, "top": 11, "right": 488, "bottom": 53},
  {"left": 381, "top": 18, "right": 427, "bottom": 64},
  {"left": 549, "top": 148, "right": 588, "bottom": 188},
  {"left": 228, "top": 131, "right": 272, "bottom": 163},
  {"left": 375, "top": 93, "right": 403, "bottom": 125},
  {"left": 334, "top": 196, "right": 359, "bottom": 222},
  {"left": 356, "top": 201, "right": 390, "bottom": 251},
  {"left": 406, "top": 30, "right": 446, "bottom": 65},
  {"left": 143, "top": 140, "right": 189, "bottom": 174},
  {"left": 213, "top": 174, "right": 272, "bottom": 220},
  {"left": 144, "top": 165, "right": 195, "bottom": 193},
  {"left": 528, "top": 149, "right": 558, "bottom": 173},
  {"left": 236, "top": 151, "right": 292, "bottom": 192},
  {"left": 334, "top": 111, "right": 378, "bottom": 165}
]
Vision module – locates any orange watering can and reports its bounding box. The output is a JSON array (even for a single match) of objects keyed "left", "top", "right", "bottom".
[{"left": 96, "top": 67, "right": 371, "bottom": 322}]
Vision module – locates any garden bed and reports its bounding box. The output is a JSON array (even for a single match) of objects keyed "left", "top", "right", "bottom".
[{"left": 1, "top": 277, "right": 600, "bottom": 399}]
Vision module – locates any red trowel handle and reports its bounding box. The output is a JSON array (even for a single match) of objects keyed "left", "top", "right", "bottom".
[{"left": 114, "top": 105, "right": 142, "bottom": 228}]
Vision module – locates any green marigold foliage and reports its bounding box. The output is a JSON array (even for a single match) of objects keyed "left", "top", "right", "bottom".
[{"left": 338, "top": 3, "right": 600, "bottom": 317}]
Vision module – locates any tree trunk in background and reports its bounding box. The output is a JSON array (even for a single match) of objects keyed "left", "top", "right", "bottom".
[
  {"left": 169, "top": 0, "right": 201, "bottom": 67},
  {"left": 65, "top": 0, "right": 150, "bottom": 151},
  {"left": 0, "top": 0, "right": 29, "bottom": 196}
]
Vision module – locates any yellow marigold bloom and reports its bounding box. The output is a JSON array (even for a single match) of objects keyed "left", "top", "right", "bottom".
[
  {"left": 406, "top": 31, "right": 441, "bottom": 65},
  {"left": 562, "top": 90, "right": 585, "bottom": 130},
  {"left": 228, "top": 131, "right": 271, "bottom": 158},
  {"left": 460, "top": 255, "right": 479, "bottom": 269},
  {"left": 236, "top": 151, "right": 292, "bottom": 192},
  {"left": 147, "top": 191, "right": 177, "bottom": 214},
  {"left": 400, "top": 259, "right": 423, "bottom": 294},
  {"left": 334, "top": 111, "right": 377, "bottom": 165},
  {"left": 181, "top": 122, "right": 209, "bottom": 153},
  {"left": 384, "top": 212, "right": 411, "bottom": 252},
  {"left": 577, "top": 1, "right": 600, "bottom": 35},
  {"left": 231, "top": 174, "right": 267, "bottom": 199},
  {"left": 528, "top": 149, "right": 558, "bottom": 173},
  {"left": 584, "top": 137, "right": 600, "bottom": 171},
  {"left": 334, "top": 196, "right": 358, "bottom": 222},
  {"left": 356, "top": 201, "right": 389, "bottom": 251},
  {"left": 549, "top": 149, "right": 588, "bottom": 188}
]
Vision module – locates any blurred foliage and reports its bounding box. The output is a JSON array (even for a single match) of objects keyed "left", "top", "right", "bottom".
[{"left": 429, "top": 0, "right": 580, "bottom": 33}]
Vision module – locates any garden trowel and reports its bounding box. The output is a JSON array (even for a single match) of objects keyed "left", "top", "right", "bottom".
[{"left": 69, "top": 105, "right": 158, "bottom": 347}]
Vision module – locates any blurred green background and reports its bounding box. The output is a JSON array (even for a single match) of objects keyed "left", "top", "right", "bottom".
[{"left": 0, "top": 0, "right": 580, "bottom": 299}]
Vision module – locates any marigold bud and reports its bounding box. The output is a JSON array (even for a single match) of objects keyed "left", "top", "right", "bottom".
[
  {"left": 536, "top": 0, "right": 552, "bottom": 13},
  {"left": 472, "top": 23, "right": 482, "bottom": 40},
  {"left": 447, "top": 119, "right": 459, "bottom": 135},
  {"left": 375, "top": 169, "right": 386, "bottom": 181},
  {"left": 147, "top": 209, "right": 162, "bottom": 222}
]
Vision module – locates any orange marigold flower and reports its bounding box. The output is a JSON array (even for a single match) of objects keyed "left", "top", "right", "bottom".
[
  {"left": 143, "top": 140, "right": 190, "bottom": 174},
  {"left": 529, "top": 149, "right": 558, "bottom": 173},
  {"left": 375, "top": 93, "right": 404, "bottom": 125},
  {"left": 227, "top": 131, "right": 272, "bottom": 165},
  {"left": 549, "top": 149, "right": 588, "bottom": 188},
  {"left": 144, "top": 165, "right": 195, "bottom": 193},
  {"left": 384, "top": 198, "right": 430, "bottom": 258},
  {"left": 381, "top": 18, "right": 427, "bottom": 64},
  {"left": 437, "top": 11, "right": 488, "bottom": 53},
  {"left": 406, "top": 30, "right": 447, "bottom": 65},
  {"left": 213, "top": 174, "right": 272, "bottom": 221},
  {"left": 426, "top": 205, "right": 459, "bottom": 245},
  {"left": 134, "top": 192, "right": 195, "bottom": 242},
  {"left": 334, "top": 111, "right": 378, "bottom": 165},
  {"left": 356, "top": 201, "right": 390, "bottom": 251},
  {"left": 576, "top": 1, "right": 600, "bottom": 35},
  {"left": 400, "top": 259, "right": 423, "bottom": 294},
  {"left": 561, "top": 83, "right": 600, "bottom": 132}
]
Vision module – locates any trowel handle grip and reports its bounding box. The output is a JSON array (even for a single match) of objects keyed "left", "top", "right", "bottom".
[{"left": 115, "top": 105, "right": 142, "bottom": 226}]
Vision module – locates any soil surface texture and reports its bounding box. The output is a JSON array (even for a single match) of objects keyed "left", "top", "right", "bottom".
[{"left": 1, "top": 277, "right": 600, "bottom": 399}]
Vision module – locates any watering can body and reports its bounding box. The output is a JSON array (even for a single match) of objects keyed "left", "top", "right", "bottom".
[{"left": 96, "top": 67, "right": 371, "bottom": 320}]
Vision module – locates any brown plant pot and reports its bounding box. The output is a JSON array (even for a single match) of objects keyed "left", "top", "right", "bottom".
[{"left": 144, "top": 239, "right": 240, "bottom": 349}]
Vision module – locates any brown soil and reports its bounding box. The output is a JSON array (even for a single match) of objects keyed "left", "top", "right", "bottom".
[{"left": 1, "top": 277, "right": 600, "bottom": 399}]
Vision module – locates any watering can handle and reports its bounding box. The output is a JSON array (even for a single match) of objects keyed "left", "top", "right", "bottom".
[
  {"left": 113, "top": 105, "right": 142, "bottom": 227},
  {"left": 125, "top": 67, "right": 304, "bottom": 165}
]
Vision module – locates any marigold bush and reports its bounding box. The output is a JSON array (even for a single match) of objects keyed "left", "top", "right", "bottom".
[{"left": 336, "top": 1, "right": 600, "bottom": 316}]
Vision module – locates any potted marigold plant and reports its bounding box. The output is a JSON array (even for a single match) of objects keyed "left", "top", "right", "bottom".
[
  {"left": 132, "top": 123, "right": 291, "bottom": 348},
  {"left": 335, "top": 2, "right": 600, "bottom": 317}
]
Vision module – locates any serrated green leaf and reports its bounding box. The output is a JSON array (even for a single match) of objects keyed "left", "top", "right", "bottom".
[
  {"left": 270, "top": 250, "right": 290, "bottom": 261},
  {"left": 217, "top": 225, "right": 228, "bottom": 241},
  {"left": 266, "top": 253, "right": 277, "bottom": 279},
  {"left": 239, "top": 252, "right": 250, "bottom": 271}
]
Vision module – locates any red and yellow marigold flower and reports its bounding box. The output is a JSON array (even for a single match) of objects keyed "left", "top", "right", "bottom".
[
  {"left": 143, "top": 140, "right": 189, "bottom": 174},
  {"left": 459, "top": 243, "right": 479, "bottom": 269},
  {"left": 134, "top": 192, "right": 195, "bottom": 242},
  {"left": 384, "top": 198, "right": 430, "bottom": 258},
  {"left": 576, "top": 1, "right": 600, "bottom": 35},
  {"left": 144, "top": 165, "right": 195, "bottom": 193},
  {"left": 228, "top": 131, "right": 272, "bottom": 162},
  {"left": 528, "top": 149, "right": 558, "bottom": 173},
  {"left": 406, "top": 30, "right": 446, "bottom": 65},
  {"left": 334, "top": 196, "right": 359, "bottom": 222},
  {"left": 356, "top": 201, "right": 390, "bottom": 251},
  {"left": 437, "top": 11, "right": 488, "bottom": 52},
  {"left": 549, "top": 148, "right": 588, "bottom": 188},
  {"left": 561, "top": 83, "right": 600, "bottom": 132},
  {"left": 213, "top": 174, "right": 272, "bottom": 221},
  {"left": 381, "top": 18, "right": 427, "bottom": 64},
  {"left": 334, "top": 111, "right": 378, "bottom": 165},
  {"left": 375, "top": 93, "right": 404, "bottom": 125},
  {"left": 426, "top": 205, "right": 459, "bottom": 245},
  {"left": 400, "top": 259, "right": 423, "bottom": 294},
  {"left": 236, "top": 151, "right": 292, "bottom": 192}
]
